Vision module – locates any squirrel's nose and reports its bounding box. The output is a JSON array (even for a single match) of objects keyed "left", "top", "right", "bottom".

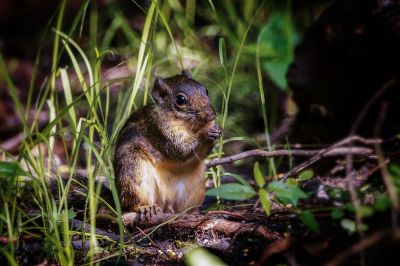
[
  {"left": 206, "top": 109, "right": 216, "bottom": 122},
  {"left": 198, "top": 109, "right": 216, "bottom": 122}
]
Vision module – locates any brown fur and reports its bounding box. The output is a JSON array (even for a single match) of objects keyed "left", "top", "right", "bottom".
[{"left": 113, "top": 71, "right": 221, "bottom": 213}]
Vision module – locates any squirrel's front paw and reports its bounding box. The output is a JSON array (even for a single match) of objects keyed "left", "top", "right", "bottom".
[{"left": 207, "top": 124, "right": 223, "bottom": 140}]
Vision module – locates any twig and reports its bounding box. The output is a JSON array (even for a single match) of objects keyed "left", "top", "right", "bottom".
[
  {"left": 256, "top": 237, "right": 293, "bottom": 266},
  {"left": 345, "top": 78, "right": 395, "bottom": 266},
  {"left": 270, "top": 116, "right": 295, "bottom": 143},
  {"left": 359, "top": 158, "right": 390, "bottom": 180},
  {"left": 135, "top": 226, "right": 171, "bottom": 258},
  {"left": 373, "top": 102, "right": 399, "bottom": 211},
  {"left": 70, "top": 218, "right": 125, "bottom": 242},
  {"left": 280, "top": 135, "right": 381, "bottom": 179},
  {"left": 207, "top": 210, "right": 249, "bottom": 221},
  {"left": 0, "top": 235, "right": 34, "bottom": 245},
  {"left": 206, "top": 146, "right": 374, "bottom": 169},
  {"left": 326, "top": 229, "right": 400, "bottom": 266},
  {"left": 350, "top": 78, "right": 395, "bottom": 136}
]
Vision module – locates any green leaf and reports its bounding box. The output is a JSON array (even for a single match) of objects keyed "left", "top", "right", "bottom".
[
  {"left": 259, "top": 12, "right": 299, "bottom": 90},
  {"left": 186, "top": 247, "right": 227, "bottom": 266},
  {"left": 328, "top": 187, "right": 343, "bottom": 199},
  {"left": 345, "top": 203, "right": 356, "bottom": 212},
  {"left": 298, "top": 170, "right": 314, "bottom": 181},
  {"left": 374, "top": 194, "right": 391, "bottom": 212},
  {"left": 286, "top": 178, "right": 298, "bottom": 186},
  {"left": 264, "top": 59, "right": 290, "bottom": 89},
  {"left": 63, "top": 209, "right": 77, "bottom": 220},
  {"left": 253, "top": 162, "right": 265, "bottom": 188},
  {"left": 86, "top": 246, "right": 106, "bottom": 257},
  {"left": 330, "top": 209, "right": 344, "bottom": 219},
  {"left": 218, "top": 37, "right": 227, "bottom": 70},
  {"left": 341, "top": 219, "right": 368, "bottom": 233},
  {"left": 389, "top": 163, "right": 400, "bottom": 189},
  {"left": 224, "top": 172, "right": 252, "bottom": 188},
  {"left": 206, "top": 183, "right": 257, "bottom": 201},
  {"left": 356, "top": 205, "right": 373, "bottom": 218},
  {"left": 358, "top": 223, "right": 369, "bottom": 232},
  {"left": 267, "top": 181, "right": 308, "bottom": 206},
  {"left": 259, "top": 189, "right": 271, "bottom": 216},
  {"left": 341, "top": 219, "right": 356, "bottom": 234},
  {"left": 300, "top": 210, "right": 320, "bottom": 234},
  {"left": 0, "top": 161, "right": 27, "bottom": 178},
  {"left": 389, "top": 163, "right": 400, "bottom": 176}
]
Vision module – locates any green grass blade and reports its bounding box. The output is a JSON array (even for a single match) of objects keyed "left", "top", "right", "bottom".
[
  {"left": 113, "top": 1, "right": 156, "bottom": 134},
  {"left": 0, "top": 54, "right": 26, "bottom": 124},
  {"left": 153, "top": 0, "right": 183, "bottom": 69},
  {"left": 55, "top": 30, "right": 94, "bottom": 88},
  {"left": 256, "top": 25, "right": 277, "bottom": 178},
  {"left": 60, "top": 68, "right": 77, "bottom": 129}
]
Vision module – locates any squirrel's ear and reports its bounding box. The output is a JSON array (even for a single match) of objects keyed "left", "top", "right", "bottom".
[
  {"left": 152, "top": 77, "right": 171, "bottom": 104},
  {"left": 182, "top": 69, "right": 192, "bottom": 79}
]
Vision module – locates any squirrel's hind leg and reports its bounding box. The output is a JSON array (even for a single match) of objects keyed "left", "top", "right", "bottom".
[{"left": 117, "top": 157, "right": 165, "bottom": 223}]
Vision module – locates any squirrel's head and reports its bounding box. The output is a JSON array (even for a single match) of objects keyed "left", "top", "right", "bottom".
[{"left": 152, "top": 70, "right": 216, "bottom": 126}]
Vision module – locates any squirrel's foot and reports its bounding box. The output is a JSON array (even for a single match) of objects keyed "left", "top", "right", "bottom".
[
  {"left": 122, "top": 205, "right": 164, "bottom": 226},
  {"left": 135, "top": 205, "right": 162, "bottom": 221},
  {"left": 207, "top": 124, "right": 223, "bottom": 139},
  {"left": 121, "top": 205, "right": 160, "bottom": 226}
]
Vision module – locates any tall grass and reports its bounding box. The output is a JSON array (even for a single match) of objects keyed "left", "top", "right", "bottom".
[
  {"left": 0, "top": 0, "right": 289, "bottom": 264},
  {"left": 214, "top": 0, "right": 269, "bottom": 193}
]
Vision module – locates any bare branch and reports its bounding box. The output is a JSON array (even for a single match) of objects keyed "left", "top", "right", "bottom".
[
  {"left": 282, "top": 135, "right": 381, "bottom": 179},
  {"left": 206, "top": 145, "right": 375, "bottom": 169}
]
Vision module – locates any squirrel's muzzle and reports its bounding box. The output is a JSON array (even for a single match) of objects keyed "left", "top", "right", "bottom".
[{"left": 196, "top": 107, "right": 216, "bottom": 122}]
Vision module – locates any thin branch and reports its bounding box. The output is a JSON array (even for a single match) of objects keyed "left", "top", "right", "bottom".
[
  {"left": 326, "top": 229, "right": 400, "bottom": 266},
  {"left": 206, "top": 144, "right": 375, "bottom": 169},
  {"left": 350, "top": 78, "right": 395, "bottom": 136},
  {"left": 270, "top": 116, "right": 295, "bottom": 143},
  {"left": 373, "top": 102, "right": 399, "bottom": 211},
  {"left": 281, "top": 135, "right": 381, "bottom": 179},
  {"left": 70, "top": 218, "right": 125, "bottom": 242},
  {"left": 344, "top": 78, "right": 395, "bottom": 266}
]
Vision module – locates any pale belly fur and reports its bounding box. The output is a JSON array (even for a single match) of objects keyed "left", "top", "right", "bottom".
[{"left": 135, "top": 159, "right": 206, "bottom": 213}]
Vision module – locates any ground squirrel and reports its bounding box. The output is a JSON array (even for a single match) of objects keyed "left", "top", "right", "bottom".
[{"left": 113, "top": 70, "right": 222, "bottom": 215}]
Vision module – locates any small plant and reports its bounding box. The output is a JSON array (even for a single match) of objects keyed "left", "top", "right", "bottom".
[{"left": 206, "top": 162, "right": 323, "bottom": 233}]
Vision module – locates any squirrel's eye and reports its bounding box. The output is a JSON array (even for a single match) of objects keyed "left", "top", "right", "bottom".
[{"left": 175, "top": 94, "right": 187, "bottom": 106}]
